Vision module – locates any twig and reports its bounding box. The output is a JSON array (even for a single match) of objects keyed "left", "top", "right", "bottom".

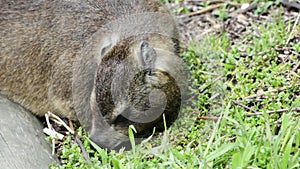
[
  {"left": 200, "top": 75, "right": 223, "bottom": 93},
  {"left": 293, "top": 61, "right": 300, "bottom": 72},
  {"left": 190, "top": 0, "right": 240, "bottom": 7},
  {"left": 43, "top": 128, "right": 64, "bottom": 140},
  {"left": 45, "top": 113, "right": 56, "bottom": 155},
  {"left": 286, "top": 12, "right": 300, "bottom": 45},
  {"left": 69, "top": 119, "right": 75, "bottom": 132},
  {"left": 233, "top": 101, "right": 259, "bottom": 114},
  {"left": 75, "top": 133, "right": 92, "bottom": 164},
  {"left": 242, "top": 86, "right": 294, "bottom": 100},
  {"left": 45, "top": 113, "right": 52, "bottom": 130},
  {"left": 225, "top": 136, "right": 236, "bottom": 142},
  {"left": 229, "top": 2, "right": 258, "bottom": 17},
  {"left": 208, "top": 93, "right": 221, "bottom": 101},
  {"left": 291, "top": 50, "right": 300, "bottom": 57},
  {"left": 180, "top": 3, "right": 225, "bottom": 18},
  {"left": 246, "top": 107, "right": 300, "bottom": 117},
  {"left": 198, "top": 70, "right": 221, "bottom": 76},
  {"left": 197, "top": 116, "right": 222, "bottom": 121},
  {"left": 238, "top": 3, "right": 258, "bottom": 14},
  {"left": 47, "top": 111, "right": 75, "bottom": 134}
]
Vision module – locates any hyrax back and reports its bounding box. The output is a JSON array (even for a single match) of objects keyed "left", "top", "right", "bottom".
[{"left": 0, "top": 0, "right": 184, "bottom": 150}]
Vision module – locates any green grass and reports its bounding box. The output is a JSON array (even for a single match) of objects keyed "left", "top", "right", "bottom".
[{"left": 51, "top": 1, "right": 300, "bottom": 168}]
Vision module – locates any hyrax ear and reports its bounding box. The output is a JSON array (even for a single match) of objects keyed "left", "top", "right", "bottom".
[
  {"left": 138, "top": 41, "right": 157, "bottom": 72},
  {"left": 99, "top": 35, "right": 118, "bottom": 58},
  {"left": 100, "top": 38, "right": 113, "bottom": 57}
]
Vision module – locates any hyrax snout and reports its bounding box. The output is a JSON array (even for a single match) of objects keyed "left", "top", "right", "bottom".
[{"left": 0, "top": 0, "right": 186, "bottom": 150}]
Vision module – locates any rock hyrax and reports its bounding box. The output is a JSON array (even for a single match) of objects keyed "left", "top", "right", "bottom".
[{"left": 0, "top": 0, "right": 186, "bottom": 150}]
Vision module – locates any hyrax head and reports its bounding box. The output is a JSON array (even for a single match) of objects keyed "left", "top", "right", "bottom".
[
  {"left": 95, "top": 36, "right": 182, "bottom": 138},
  {"left": 72, "top": 33, "right": 185, "bottom": 150}
]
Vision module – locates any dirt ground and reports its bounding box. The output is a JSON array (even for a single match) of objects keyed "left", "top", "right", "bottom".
[{"left": 169, "top": 0, "right": 299, "bottom": 45}]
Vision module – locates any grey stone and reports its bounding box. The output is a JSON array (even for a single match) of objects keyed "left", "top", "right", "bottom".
[{"left": 0, "top": 95, "right": 58, "bottom": 169}]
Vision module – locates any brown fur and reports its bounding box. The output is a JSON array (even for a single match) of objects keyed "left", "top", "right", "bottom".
[{"left": 0, "top": 0, "right": 183, "bottom": 150}]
